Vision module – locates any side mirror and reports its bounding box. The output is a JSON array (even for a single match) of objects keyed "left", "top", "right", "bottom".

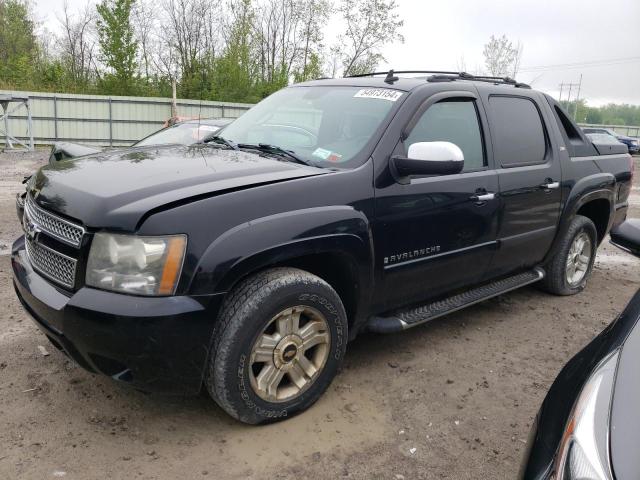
[
  {"left": 610, "top": 219, "right": 640, "bottom": 258},
  {"left": 390, "top": 141, "right": 464, "bottom": 184},
  {"left": 49, "top": 142, "right": 102, "bottom": 165}
]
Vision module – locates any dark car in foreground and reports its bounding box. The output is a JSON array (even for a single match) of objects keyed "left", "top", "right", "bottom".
[
  {"left": 48, "top": 117, "right": 233, "bottom": 163},
  {"left": 521, "top": 219, "right": 640, "bottom": 480},
  {"left": 11, "top": 70, "right": 633, "bottom": 424},
  {"left": 583, "top": 127, "right": 639, "bottom": 155}
]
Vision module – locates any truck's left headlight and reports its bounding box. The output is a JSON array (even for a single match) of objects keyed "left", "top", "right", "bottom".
[{"left": 86, "top": 233, "right": 187, "bottom": 296}]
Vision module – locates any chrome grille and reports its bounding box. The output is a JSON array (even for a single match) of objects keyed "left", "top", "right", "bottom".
[
  {"left": 25, "top": 195, "right": 84, "bottom": 247},
  {"left": 25, "top": 238, "right": 77, "bottom": 288}
]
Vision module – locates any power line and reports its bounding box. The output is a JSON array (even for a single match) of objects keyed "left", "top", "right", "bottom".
[
  {"left": 558, "top": 75, "right": 583, "bottom": 121},
  {"left": 520, "top": 56, "right": 640, "bottom": 72}
]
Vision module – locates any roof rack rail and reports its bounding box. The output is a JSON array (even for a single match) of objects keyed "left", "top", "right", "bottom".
[
  {"left": 345, "top": 70, "right": 460, "bottom": 78},
  {"left": 344, "top": 69, "right": 531, "bottom": 89}
]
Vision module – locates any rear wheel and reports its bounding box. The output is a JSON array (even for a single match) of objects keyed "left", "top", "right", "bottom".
[
  {"left": 541, "top": 215, "right": 598, "bottom": 295},
  {"left": 205, "top": 267, "right": 347, "bottom": 424}
]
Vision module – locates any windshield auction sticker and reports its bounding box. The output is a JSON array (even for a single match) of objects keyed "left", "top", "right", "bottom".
[{"left": 354, "top": 89, "right": 403, "bottom": 101}]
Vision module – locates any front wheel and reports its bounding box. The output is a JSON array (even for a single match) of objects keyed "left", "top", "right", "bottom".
[
  {"left": 205, "top": 267, "right": 348, "bottom": 424},
  {"left": 540, "top": 215, "right": 598, "bottom": 295}
]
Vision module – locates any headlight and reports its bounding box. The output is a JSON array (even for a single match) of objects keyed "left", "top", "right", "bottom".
[
  {"left": 555, "top": 351, "right": 619, "bottom": 480},
  {"left": 86, "top": 233, "right": 187, "bottom": 296}
]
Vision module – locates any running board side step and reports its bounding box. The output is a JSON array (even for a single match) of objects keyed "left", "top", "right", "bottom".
[{"left": 367, "top": 268, "right": 545, "bottom": 333}]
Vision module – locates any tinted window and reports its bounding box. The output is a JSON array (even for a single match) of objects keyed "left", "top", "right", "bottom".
[
  {"left": 544, "top": 96, "right": 597, "bottom": 158},
  {"left": 406, "top": 100, "right": 485, "bottom": 171},
  {"left": 489, "top": 96, "right": 547, "bottom": 167}
]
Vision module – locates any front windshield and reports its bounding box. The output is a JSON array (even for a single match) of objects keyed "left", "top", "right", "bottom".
[
  {"left": 218, "top": 86, "right": 403, "bottom": 168},
  {"left": 135, "top": 123, "right": 222, "bottom": 147}
]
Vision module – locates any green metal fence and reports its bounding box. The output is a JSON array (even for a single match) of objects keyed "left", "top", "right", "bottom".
[{"left": 0, "top": 90, "right": 253, "bottom": 147}]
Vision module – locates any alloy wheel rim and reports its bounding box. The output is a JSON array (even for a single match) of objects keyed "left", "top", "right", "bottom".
[
  {"left": 566, "top": 232, "right": 592, "bottom": 286},
  {"left": 249, "top": 306, "right": 330, "bottom": 403}
]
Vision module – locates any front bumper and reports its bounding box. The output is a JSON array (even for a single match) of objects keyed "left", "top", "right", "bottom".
[{"left": 11, "top": 236, "right": 224, "bottom": 395}]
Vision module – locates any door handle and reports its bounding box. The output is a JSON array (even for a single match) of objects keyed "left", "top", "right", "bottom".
[
  {"left": 469, "top": 192, "right": 496, "bottom": 203},
  {"left": 540, "top": 181, "right": 560, "bottom": 190}
]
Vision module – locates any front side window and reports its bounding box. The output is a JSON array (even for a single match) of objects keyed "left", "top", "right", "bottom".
[
  {"left": 405, "top": 99, "right": 485, "bottom": 171},
  {"left": 219, "top": 86, "right": 403, "bottom": 168},
  {"left": 489, "top": 96, "right": 547, "bottom": 167}
]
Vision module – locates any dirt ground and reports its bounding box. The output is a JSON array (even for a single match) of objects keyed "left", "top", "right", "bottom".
[{"left": 1, "top": 150, "right": 639, "bottom": 480}]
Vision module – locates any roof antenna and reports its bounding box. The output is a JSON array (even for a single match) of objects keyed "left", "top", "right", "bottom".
[{"left": 384, "top": 69, "right": 399, "bottom": 84}]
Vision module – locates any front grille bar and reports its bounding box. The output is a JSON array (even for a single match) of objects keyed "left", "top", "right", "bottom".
[
  {"left": 25, "top": 238, "right": 78, "bottom": 288},
  {"left": 25, "top": 195, "right": 85, "bottom": 247}
]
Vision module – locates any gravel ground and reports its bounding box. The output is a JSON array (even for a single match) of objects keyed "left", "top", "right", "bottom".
[{"left": 1, "top": 151, "right": 639, "bottom": 480}]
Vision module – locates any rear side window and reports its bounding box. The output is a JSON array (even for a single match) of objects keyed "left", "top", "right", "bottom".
[
  {"left": 405, "top": 99, "right": 485, "bottom": 171},
  {"left": 489, "top": 96, "right": 547, "bottom": 167},
  {"left": 547, "top": 98, "right": 597, "bottom": 157}
]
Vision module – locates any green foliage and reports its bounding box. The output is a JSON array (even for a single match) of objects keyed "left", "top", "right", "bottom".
[
  {"left": 0, "top": 0, "right": 401, "bottom": 102},
  {"left": 208, "top": 0, "right": 282, "bottom": 103},
  {"left": 96, "top": 0, "right": 138, "bottom": 95},
  {"left": 293, "top": 53, "right": 324, "bottom": 83},
  {"left": 561, "top": 99, "right": 640, "bottom": 126},
  {"left": 337, "top": 0, "right": 404, "bottom": 76},
  {"left": 0, "top": 0, "right": 38, "bottom": 85}
]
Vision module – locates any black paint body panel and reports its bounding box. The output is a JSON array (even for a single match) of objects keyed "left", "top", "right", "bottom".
[
  {"left": 520, "top": 289, "right": 640, "bottom": 479},
  {"left": 11, "top": 77, "right": 633, "bottom": 394}
]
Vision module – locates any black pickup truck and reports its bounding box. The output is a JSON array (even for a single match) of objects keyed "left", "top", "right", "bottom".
[{"left": 11, "top": 71, "right": 633, "bottom": 424}]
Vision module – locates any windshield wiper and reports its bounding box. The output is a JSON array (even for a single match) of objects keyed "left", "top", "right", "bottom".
[
  {"left": 202, "top": 135, "right": 238, "bottom": 150},
  {"left": 237, "top": 143, "right": 315, "bottom": 167}
]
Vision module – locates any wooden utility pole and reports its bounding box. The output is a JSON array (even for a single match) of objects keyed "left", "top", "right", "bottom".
[
  {"left": 574, "top": 74, "right": 583, "bottom": 121},
  {"left": 171, "top": 78, "right": 178, "bottom": 121}
]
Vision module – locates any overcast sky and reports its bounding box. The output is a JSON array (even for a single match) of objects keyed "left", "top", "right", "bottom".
[{"left": 33, "top": 0, "right": 640, "bottom": 106}]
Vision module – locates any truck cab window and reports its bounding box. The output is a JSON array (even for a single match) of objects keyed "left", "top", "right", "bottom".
[
  {"left": 405, "top": 99, "right": 485, "bottom": 171},
  {"left": 489, "top": 96, "right": 547, "bottom": 167}
]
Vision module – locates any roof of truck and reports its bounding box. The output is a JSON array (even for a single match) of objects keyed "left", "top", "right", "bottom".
[{"left": 298, "top": 70, "right": 533, "bottom": 93}]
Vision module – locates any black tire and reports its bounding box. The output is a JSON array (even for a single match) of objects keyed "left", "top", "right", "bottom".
[
  {"left": 540, "top": 215, "right": 598, "bottom": 296},
  {"left": 205, "top": 267, "right": 348, "bottom": 424}
]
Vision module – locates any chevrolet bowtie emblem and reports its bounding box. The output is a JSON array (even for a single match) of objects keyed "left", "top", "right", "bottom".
[{"left": 24, "top": 217, "right": 41, "bottom": 242}]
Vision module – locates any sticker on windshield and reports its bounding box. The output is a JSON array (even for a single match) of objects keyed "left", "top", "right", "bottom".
[
  {"left": 312, "top": 148, "right": 343, "bottom": 162},
  {"left": 354, "top": 88, "right": 403, "bottom": 102},
  {"left": 312, "top": 148, "right": 332, "bottom": 159}
]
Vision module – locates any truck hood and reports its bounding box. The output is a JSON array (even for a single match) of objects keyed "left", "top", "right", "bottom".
[{"left": 29, "top": 144, "right": 327, "bottom": 230}]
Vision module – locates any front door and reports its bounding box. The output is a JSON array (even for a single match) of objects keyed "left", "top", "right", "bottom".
[{"left": 372, "top": 90, "right": 500, "bottom": 312}]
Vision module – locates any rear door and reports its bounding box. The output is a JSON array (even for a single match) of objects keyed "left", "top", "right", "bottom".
[{"left": 479, "top": 92, "right": 562, "bottom": 278}]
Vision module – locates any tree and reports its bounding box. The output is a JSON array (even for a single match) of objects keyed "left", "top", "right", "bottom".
[
  {"left": 294, "top": 0, "right": 330, "bottom": 82},
  {"left": 334, "top": 0, "right": 403, "bottom": 76},
  {"left": 293, "top": 51, "right": 323, "bottom": 82},
  {"left": 482, "top": 34, "right": 522, "bottom": 78},
  {"left": 1, "top": 0, "right": 409, "bottom": 100},
  {"left": 0, "top": 0, "right": 38, "bottom": 85},
  {"left": 255, "top": 0, "right": 300, "bottom": 85},
  {"left": 211, "top": 0, "right": 261, "bottom": 102},
  {"left": 58, "top": 1, "right": 98, "bottom": 89},
  {"left": 96, "top": 0, "right": 138, "bottom": 94},
  {"left": 131, "top": 0, "right": 155, "bottom": 79},
  {"left": 161, "top": 0, "right": 218, "bottom": 97}
]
